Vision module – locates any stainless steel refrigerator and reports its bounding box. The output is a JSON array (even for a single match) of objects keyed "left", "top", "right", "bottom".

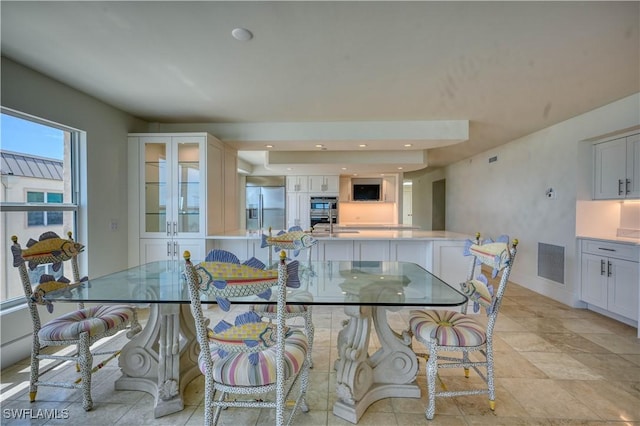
[{"left": 245, "top": 176, "right": 286, "bottom": 231}]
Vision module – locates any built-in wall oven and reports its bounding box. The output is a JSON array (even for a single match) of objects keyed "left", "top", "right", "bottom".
[{"left": 309, "top": 196, "right": 338, "bottom": 227}]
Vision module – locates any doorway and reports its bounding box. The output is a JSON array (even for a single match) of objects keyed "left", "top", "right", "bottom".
[
  {"left": 402, "top": 180, "right": 412, "bottom": 225},
  {"left": 432, "top": 179, "right": 445, "bottom": 231}
]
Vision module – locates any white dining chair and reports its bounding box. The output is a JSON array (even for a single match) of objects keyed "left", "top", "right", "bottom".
[
  {"left": 11, "top": 231, "right": 141, "bottom": 411},
  {"left": 409, "top": 233, "right": 518, "bottom": 420},
  {"left": 183, "top": 250, "right": 310, "bottom": 425}
]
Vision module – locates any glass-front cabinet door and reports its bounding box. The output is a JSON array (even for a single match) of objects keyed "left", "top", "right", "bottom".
[{"left": 140, "top": 135, "right": 205, "bottom": 239}]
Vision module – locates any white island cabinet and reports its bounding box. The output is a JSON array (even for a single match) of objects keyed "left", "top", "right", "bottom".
[{"left": 207, "top": 230, "right": 472, "bottom": 288}]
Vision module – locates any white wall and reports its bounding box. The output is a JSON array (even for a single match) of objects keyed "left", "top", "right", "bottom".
[
  {"left": 445, "top": 93, "right": 640, "bottom": 306},
  {"left": 1, "top": 57, "right": 148, "bottom": 368}
]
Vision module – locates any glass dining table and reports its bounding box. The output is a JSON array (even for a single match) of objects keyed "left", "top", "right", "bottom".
[{"left": 45, "top": 259, "right": 467, "bottom": 423}]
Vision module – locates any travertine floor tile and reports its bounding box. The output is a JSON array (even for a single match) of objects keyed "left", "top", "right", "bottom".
[{"left": 2, "top": 282, "right": 639, "bottom": 425}]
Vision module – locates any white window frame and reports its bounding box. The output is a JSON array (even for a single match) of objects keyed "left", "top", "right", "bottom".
[{"left": 0, "top": 108, "right": 83, "bottom": 309}]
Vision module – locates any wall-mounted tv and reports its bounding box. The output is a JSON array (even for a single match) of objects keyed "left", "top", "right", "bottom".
[{"left": 352, "top": 183, "right": 381, "bottom": 201}]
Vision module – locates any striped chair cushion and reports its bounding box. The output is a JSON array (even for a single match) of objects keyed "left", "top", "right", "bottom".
[
  {"left": 410, "top": 309, "right": 486, "bottom": 347},
  {"left": 38, "top": 305, "right": 134, "bottom": 342},
  {"left": 199, "top": 329, "right": 307, "bottom": 387},
  {"left": 251, "top": 304, "right": 308, "bottom": 314},
  {"left": 251, "top": 290, "right": 312, "bottom": 314}
]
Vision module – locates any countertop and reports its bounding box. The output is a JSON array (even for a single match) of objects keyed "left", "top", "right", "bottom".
[
  {"left": 576, "top": 235, "right": 640, "bottom": 246},
  {"left": 207, "top": 229, "right": 472, "bottom": 241}
]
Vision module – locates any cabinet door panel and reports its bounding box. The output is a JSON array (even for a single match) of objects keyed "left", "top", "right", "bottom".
[
  {"left": 608, "top": 258, "right": 639, "bottom": 320},
  {"left": 390, "top": 241, "right": 427, "bottom": 269},
  {"left": 141, "top": 139, "right": 171, "bottom": 236},
  {"left": 353, "top": 241, "right": 389, "bottom": 261},
  {"left": 140, "top": 239, "right": 172, "bottom": 263},
  {"left": 627, "top": 134, "right": 640, "bottom": 198},
  {"left": 318, "top": 241, "right": 353, "bottom": 261},
  {"left": 580, "top": 253, "right": 608, "bottom": 309},
  {"left": 594, "top": 138, "right": 627, "bottom": 199}
]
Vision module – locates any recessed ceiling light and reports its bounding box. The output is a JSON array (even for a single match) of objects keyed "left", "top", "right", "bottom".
[
  {"left": 358, "top": 144, "right": 367, "bottom": 148},
  {"left": 315, "top": 144, "right": 324, "bottom": 148},
  {"left": 286, "top": 167, "right": 292, "bottom": 171},
  {"left": 341, "top": 167, "right": 347, "bottom": 170},
  {"left": 404, "top": 143, "right": 413, "bottom": 147},
  {"left": 231, "top": 28, "right": 253, "bottom": 41},
  {"left": 265, "top": 144, "right": 273, "bottom": 148},
  {"left": 397, "top": 167, "right": 403, "bottom": 170}
]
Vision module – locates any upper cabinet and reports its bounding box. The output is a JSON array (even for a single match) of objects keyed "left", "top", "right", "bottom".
[
  {"left": 339, "top": 176, "right": 352, "bottom": 201},
  {"left": 382, "top": 175, "right": 397, "bottom": 202},
  {"left": 286, "top": 176, "right": 309, "bottom": 192},
  {"left": 138, "top": 135, "right": 207, "bottom": 239},
  {"left": 308, "top": 175, "right": 339, "bottom": 194},
  {"left": 593, "top": 133, "right": 640, "bottom": 199},
  {"left": 128, "top": 133, "right": 237, "bottom": 265}
]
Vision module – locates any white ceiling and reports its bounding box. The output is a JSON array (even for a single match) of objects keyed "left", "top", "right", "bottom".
[{"left": 2, "top": 1, "right": 638, "bottom": 176}]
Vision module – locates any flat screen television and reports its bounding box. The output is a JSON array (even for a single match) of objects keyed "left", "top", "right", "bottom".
[{"left": 352, "top": 184, "right": 380, "bottom": 201}]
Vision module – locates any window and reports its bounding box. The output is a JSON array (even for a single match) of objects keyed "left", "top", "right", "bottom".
[
  {"left": 1, "top": 110, "right": 80, "bottom": 306},
  {"left": 27, "top": 191, "right": 64, "bottom": 226}
]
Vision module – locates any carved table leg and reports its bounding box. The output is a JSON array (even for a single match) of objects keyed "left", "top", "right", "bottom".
[
  {"left": 333, "top": 305, "right": 420, "bottom": 424},
  {"left": 116, "top": 303, "right": 199, "bottom": 418}
]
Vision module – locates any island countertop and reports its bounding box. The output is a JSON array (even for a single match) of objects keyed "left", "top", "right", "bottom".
[{"left": 207, "top": 229, "right": 472, "bottom": 241}]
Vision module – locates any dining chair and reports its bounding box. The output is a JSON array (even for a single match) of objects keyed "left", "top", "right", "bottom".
[
  {"left": 10, "top": 231, "right": 141, "bottom": 411},
  {"left": 183, "top": 250, "right": 310, "bottom": 425},
  {"left": 250, "top": 226, "right": 317, "bottom": 368},
  {"left": 408, "top": 233, "right": 518, "bottom": 420}
]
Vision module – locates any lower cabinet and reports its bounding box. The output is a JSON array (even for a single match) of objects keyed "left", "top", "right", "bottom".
[
  {"left": 140, "top": 238, "right": 206, "bottom": 263},
  {"left": 580, "top": 239, "right": 639, "bottom": 322},
  {"left": 314, "top": 240, "right": 354, "bottom": 262},
  {"left": 207, "top": 238, "right": 469, "bottom": 288},
  {"left": 353, "top": 241, "right": 390, "bottom": 261}
]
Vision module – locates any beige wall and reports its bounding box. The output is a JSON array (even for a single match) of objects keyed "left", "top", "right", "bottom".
[
  {"left": 1, "top": 57, "right": 148, "bottom": 368},
  {"left": 445, "top": 93, "right": 639, "bottom": 307}
]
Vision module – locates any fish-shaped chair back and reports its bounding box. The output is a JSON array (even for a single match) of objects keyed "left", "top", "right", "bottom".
[
  {"left": 11, "top": 232, "right": 87, "bottom": 330},
  {"left": 194, "top": 249, "right": 300, "bottom": 311},
  {"left": 12, "top": 231, "right": 84, "bottom": 272},
  {"left": 460, "top": 233, "right": 518, "bottom": 319},
  {"left": 261, "top": 226, "right": 318, "bottom": 258}
]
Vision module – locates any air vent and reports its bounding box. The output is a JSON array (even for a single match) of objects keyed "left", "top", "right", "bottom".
[{"left": 537, "top": 242, "right": 564, "bottom": 284}]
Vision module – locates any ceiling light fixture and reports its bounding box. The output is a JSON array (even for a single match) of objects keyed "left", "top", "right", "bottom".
[
  {"left": 404, "top": 144, "right": 413, "bottom": 147},
  {"left": 358, "top": 144, "right": 367, "bottom": 148},
  {"left": 265, "top": 144, "right": 273, "bottom": 148},
  {"left": 231, "top": 28, "right": 253, "bottom": 41},
  {"left": 315, "top": 144, "right": 324, "bottom": 148}
]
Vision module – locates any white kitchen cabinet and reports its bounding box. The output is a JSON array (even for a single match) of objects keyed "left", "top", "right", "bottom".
[
  {"left": 339, "top": 176, "right": 352, "bottom": 201},
  {"left": 382, "top": 175, "right": 397, "bottom": 202},
  {"left": 286, "top": 192, "right": 310, "bottom": 230},
  {"left": 353, "top": 241, "right": 390, "bottom": 261},
  {"left": 426, "top": 240, "right": 469, "bottom": 288},
  {"left": 128, "top": 133, "right": 233, "bottom": 265},
  {"left": 140, "top": 238, "right": 206, "bottom": 263},
  {"left": 390, "top": 240, "right": 428, "bottom": 269},
  {"left": 593, "top": 133, "right": 640, "bottom": 199},
  {"left": 286, "top": 176, "right": 309, "bottom": 192},
  {"left": 309, "top": 175, "right": 339, "bottom": 194},
  {"left": 315, "top": 240, "right": 354, "bottom": 262},
  {"left": 580, "top": 239, "right": 639, "bottom": 322}
]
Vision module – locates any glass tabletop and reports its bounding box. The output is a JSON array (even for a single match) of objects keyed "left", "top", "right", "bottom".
[{"left": 45, "top": 260, "right": 467, "bottom": 308}]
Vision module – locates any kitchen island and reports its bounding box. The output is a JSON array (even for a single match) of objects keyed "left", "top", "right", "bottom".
[{"left": 206, "top": 229, "right": 472, "bottom": 288}]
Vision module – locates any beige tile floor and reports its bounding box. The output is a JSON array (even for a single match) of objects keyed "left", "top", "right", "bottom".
[{"left": 2, "top": 282, "right": 639, "bottom": 425}]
